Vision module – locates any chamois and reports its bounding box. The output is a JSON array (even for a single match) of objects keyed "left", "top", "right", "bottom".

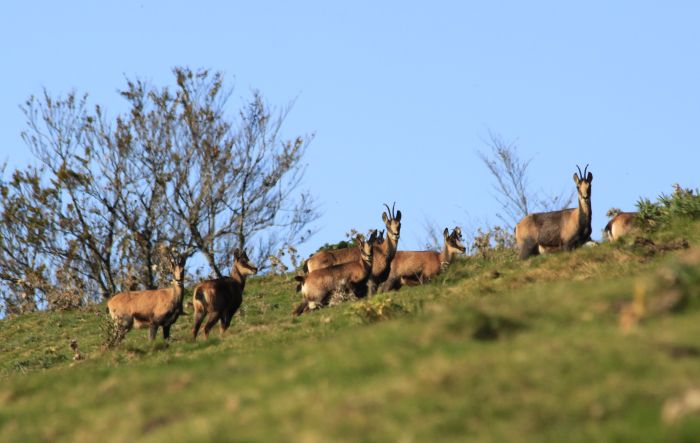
[
  {"left": 294, "top": 230, "right": 377, "bottom": 315},
  {"left": 515, "top": 165, "right": 593, "bottom": 259},
  {"left": 304, "top": 203, "right": 401, "bottom": 295},
  {"left": 604, "top": 212, "right": 637, "bottom": 241},
  {"left": 107, "top": 256, "right": 187, "bottom": 341},
  {"left": 381, "top": 227, "right": 466, "bottom": 291},
  {"left": 192, "top": 248, "right": 258, "bottom": 340}
]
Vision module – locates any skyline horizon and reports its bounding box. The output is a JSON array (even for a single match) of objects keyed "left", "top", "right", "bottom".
[{"left": 2, "top": 1, "right": 698, "bottom": 277}]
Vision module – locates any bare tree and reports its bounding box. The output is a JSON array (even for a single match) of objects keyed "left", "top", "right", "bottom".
[
  {"left": 0, "top": 165, "right": 53, "bottom": 313},
  {"left": 20, "top": 91, "right": 122, "bottom": 301},
  {"left": 478, "top": 131, "right": 573, "bottom": 230},
  {"left": 0, "top": 67, "right": 318, "bottom": 315},
  {"left": 224, "top": 91, "right": 317, "bottom": 271},
  {"left": 119, "top": 68, "right": 318, "bottom": 277},
  {"left": 421, "top": 217, "right": 444, "bottom": 251}
]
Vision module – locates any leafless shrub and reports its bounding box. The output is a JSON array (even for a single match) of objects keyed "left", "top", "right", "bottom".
[
  {"left": 268, "top": 245, "right": 303, "bottom": 276},
  {"left": 100, "top": 312, "right": 127, "bottom": 350},
  {"left": 478, "top": 131, "right": 573, "bottom": 230},
  {"left": 328, "top": 287, "right": 358, "bottom": 307},
  {"left": 472, "top": 228, "right": 493, "bottom": 259},
  {"left": 470, "top": 225, "right": 516, "bottom": 259},
  {"left": 422, "top": 218, "right": 444, "bottom": 251}
]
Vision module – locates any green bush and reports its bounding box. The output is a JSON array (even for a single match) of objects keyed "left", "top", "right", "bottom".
[
  {"left": 637, "top": 185, "right": 700, "bottom": 230},
  {"left": 315, "top": 239, "right": 357, "bottom": 253},
  {"left": 313, "top": 228, "right": 362, "bottom": 253},
  {"left": 349, "top": 296, "right": 407, "bottom": 323}
]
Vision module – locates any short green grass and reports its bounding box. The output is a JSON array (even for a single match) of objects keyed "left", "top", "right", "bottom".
[{"left": 2, "top": 223, "right": 700, "bottom": 442}]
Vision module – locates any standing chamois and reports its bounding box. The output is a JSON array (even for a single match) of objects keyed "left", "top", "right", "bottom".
[
  {"left": 604, "top": 212, "right": 638, "bottom": 241},
  {"left": 107, "top": 254, "right": 188, "bottom": 341},
  {"left": 303, "top": 203, "right": 401, "bottom": 295},
  {"left": 192, "top": 248, "right": 258, "bottom": 340},
  {"left": 294, "top": 230, "right": 377, "bottom": 315},
  {"left": 381, "top": 227, "right": 466, "bottom": 291},
  {"left": 515, "top": 165, "right": 593, "bottom": 259}
]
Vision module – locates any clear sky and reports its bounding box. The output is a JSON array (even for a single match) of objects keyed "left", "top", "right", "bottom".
[{"left": 2, "top": 1, "right": 699, "bottom": 263}]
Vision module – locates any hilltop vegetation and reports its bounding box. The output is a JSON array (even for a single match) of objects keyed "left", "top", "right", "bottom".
[{"left": 2, "top": 210, "right": 700, "bottom": 442}]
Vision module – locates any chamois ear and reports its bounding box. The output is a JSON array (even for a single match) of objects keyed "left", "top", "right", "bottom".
[
  {"left": 382, "top": 212, "right": 389, "bottom": 223},
  {"left": 573, "top": 173, "right": 580, "bottom": 185},
  {"left": 395, "top": 210, "right": 401, "bottom": 221},
  {"left": 587, "top": 172, "right": 593, "bottom": 182},
  {"left": 368, "top": 230, "right": 378, "bottom": 243},
  {"left": 443, "top": 228, "right": 449, "bottom": 239},
  {"left": 233, "top": 248, "right": 241, "bottom": 259}
]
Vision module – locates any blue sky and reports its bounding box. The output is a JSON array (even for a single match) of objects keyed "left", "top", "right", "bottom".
[{"left": 2, "top": 1, "right": 699, "bottom": 263}]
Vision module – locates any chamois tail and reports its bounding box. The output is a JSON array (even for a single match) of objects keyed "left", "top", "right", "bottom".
[
  {"left": 192, "top": 284, "right": 206, "bottom": 313},
  {"left": 294, "top": 275, "right": 305, "bottom": 292},
  {"left": 293, "top": 300, "right": 308, "bottom": 316},
  {"left": 603, "top": 219, "right": 614, "bottom": 241}
]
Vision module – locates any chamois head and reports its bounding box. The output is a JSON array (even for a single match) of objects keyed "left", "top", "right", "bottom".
[
  {"left": 159, "top": 244, "right": 188, "bottom": 287},
  {"left": 232, "top": 248, "right": 258, "bottom": 277},
  {"left": 357, "top": 230, "right": 378, "bottom": 265},
  {"left": 573, "top": 164, "right": 593, "bottom": 200},
  {"left": 171, "top": 259, "right": 186, "bottom": 287},
  {"left": 376, "top": 230, "right": 385, "bottom": 245},
  {"left": 444, "top": 227, "right": 467, "bottom": 254},
  {"left": 381, "top": 202, "right": 402, "bottom": 242}
]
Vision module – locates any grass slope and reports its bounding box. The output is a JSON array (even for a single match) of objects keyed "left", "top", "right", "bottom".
[{"left": 2, "top": 222, "right": 700, "bottom": 442}]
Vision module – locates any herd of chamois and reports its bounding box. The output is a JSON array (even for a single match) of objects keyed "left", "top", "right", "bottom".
[{"left": 107, "top": 165, "right": 639, "bottom": 341}]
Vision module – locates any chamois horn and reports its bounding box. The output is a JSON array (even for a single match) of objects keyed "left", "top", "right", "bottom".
[
  {"left": 384, "top": 202, "right": 396, "bottom": 219},
  {"left": 576, "top": 164, "right": 590, "bottom": 181}
]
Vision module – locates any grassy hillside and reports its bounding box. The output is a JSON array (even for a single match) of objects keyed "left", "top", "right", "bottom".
[{"left": 2, "top": 221, "right": 700, "bottom": 442}]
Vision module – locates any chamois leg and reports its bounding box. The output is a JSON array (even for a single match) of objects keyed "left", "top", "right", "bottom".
[
  {"left": 393, "top": 280, "right": 404, "bottom": 291},
  {"left": 162, "top": 324, "right": 171, "bottom": 340},
  {"left": 367, "top": 280, "right": 378, "bottom": 297},
  {"left": 218, "top": 317, "right": 226, "bottom": 336},
  {"left": 518, "top": 239, "right": 538, "bottom": 260},
  {"left": 561, "top": 239, "right": 579, "bottom": 252},
  {"left": 386, "top": 277, "right": 402, "bottom": 292},
  {"left": 203, "top": 312, "right": 221, "bottom": 339},
  {"left": 379, "top": 278, "right": 395, "bottom": 293},
  {"left": 354, "top": 283, "right": 369, "bottom": 299},
  {"left": 148, "top": 324, "right": 158, "bottom": 341},
  {"left": 222, "top": 307, "right": 235, "bottom": 332},
  {"left": 116, "top": 316, "right": 134, "bottom": 334},
  {"left": 192, "top": 310, "right": 206, "bottom": 340},
  {"left": 401, "top": 276, "right": 421, "bottom": 287},
  {"left": 219, "top": 310, "right": 234, "bottom": 336}
]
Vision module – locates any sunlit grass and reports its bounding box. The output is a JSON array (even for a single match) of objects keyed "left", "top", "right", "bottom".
[{"left": 1, "top": 221, "right": 700, "bottom": 442}]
